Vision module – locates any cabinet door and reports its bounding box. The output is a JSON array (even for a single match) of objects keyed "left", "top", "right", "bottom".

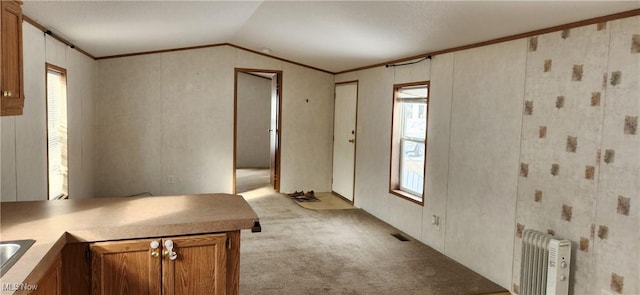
[
  {"left": 60, "top": 243, "right": 91, "bottom": 295},
  {"left": 91, "top": 239, "right": 161, "bottom": 295},
  {"left": 162, "top": 233, "right": 227, "bottom": 295},
  {"left": 31, "top": 254, "right": 62, "bottom": 295},
  {"left": 0, "top": 0, "right": 24, "bottom": 116}
]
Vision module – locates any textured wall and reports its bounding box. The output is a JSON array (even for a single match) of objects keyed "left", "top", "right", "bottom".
[
  {"left": 420, "top": 52, "right": 454, "bottom": 253},
  {"left": 514, "top": 16, "right": 639, "bottom": 295},
  {"left": 96, "top": 54, "right": 164, "bottom": 197},
  {"left": 446, "top": 39, "right": 527, "bottom": 288},
  {"left": 96, "top": 45, "right": 334, "bottom": 197},
  {"left": 336, "top": 14, "right": 639, "bottom": 295},
  {"left": 279, "top": 62, "right": 335, "bottom": 193},
  {"left": 1, "top": 23, "right": 96, "bottom": 201}
]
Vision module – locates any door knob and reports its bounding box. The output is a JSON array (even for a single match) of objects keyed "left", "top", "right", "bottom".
[{"left": 348, "top": 139, "right": 355, "bottom": 143}]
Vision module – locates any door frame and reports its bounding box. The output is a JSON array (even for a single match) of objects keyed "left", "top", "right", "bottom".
[
  {"left": 233, "top": 68, "right": 283, "bottom": 193},
  {"left": 331, "top": 80, "right": 359, "bottom": 204}
]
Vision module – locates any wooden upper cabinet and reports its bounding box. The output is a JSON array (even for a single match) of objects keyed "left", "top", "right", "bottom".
[{"left": 0, "top": 0, "right": 24, "bottom": 116}]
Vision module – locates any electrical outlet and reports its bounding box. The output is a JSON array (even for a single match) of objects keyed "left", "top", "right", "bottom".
[
  {"left": 168, "top": 175, "right": 174, "bottom": 184},
  {"left": 432, "top": 215, "right": 440, "bottom": 231}
]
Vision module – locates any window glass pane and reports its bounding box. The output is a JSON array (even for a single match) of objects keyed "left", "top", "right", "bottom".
[
  {"left": 402, "top": 102, "right": 426, "bottom": 140},
  {"left": 400, "top": 139, "right": 424, "bottom": 195},
  {"left": 47, "top": 69, "right": 68, "bottom": 199}
]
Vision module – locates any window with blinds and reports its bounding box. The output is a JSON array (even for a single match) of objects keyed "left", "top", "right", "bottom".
[
  {"left": 389, "top": 82, "right": 430, "bottom": 205},
  {"left": 46, "top": 64, "right": 68, "bottom": 199}
]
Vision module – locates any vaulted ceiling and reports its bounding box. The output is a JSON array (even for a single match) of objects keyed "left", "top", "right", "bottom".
[{"left": 22, "top": 1, "right": 639, "bottom": 73}]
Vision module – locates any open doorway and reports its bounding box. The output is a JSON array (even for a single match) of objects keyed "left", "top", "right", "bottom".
[{"left": 234, "top": 69, "right": 282, "bottom": 194}]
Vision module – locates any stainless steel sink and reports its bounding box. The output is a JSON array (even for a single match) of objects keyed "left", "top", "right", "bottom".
[{"left": 0, "top": 239, "right": 35, "bottom": 277}]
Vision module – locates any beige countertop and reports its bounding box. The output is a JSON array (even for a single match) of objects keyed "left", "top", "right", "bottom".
[{"left": 0, "top": 194, "right": 259, "bottom": 294}]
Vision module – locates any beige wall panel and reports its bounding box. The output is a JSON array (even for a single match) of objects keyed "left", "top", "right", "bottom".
[
  {"left": 67, "top": 50, "right": 97, "bottom": 199},
  {"left": 445, "top": 39, "right": 527, "bottom": 288},
  {"left": 334, "top": 72, "right": 358, "bottom": 84},
  {"left": 2, "top": 23, "right": 96, "bottom": 202},
  {"left": 96, "top": 55, "right": 163, "bottom": 197},
  {"left": 15, "top": 24, "right": 47, "bottom": 201},
  {"left": 160, "top": 46, "right": 235, "bottom": 195},
  {"left": 279, "top": 63, "right": 334, "bottom": 193},
  {"left": 96, "top": 45, "right": 333, "bottom": 196},
  {"left": 393, "top": 58, "right": 430, "bottom": 84},
  {"left": 234, "top": 49, "right": 283, "bottom": 71},
  {"left": 1, "top": 118, "right": 17, "bottom": 202},
  {"left": 349, "top": 67, "right": 394, "bottom": 222},
  {"left": 594, "top": 16, "right": 640, "bottom": 295},
  {"left": 45, "top": 35, "right": 66, "bottom": 68},
  {"left": 421, "top": 52, "right": 454, "bottom": 252},
  {"left": 513, "top": 22, "right": 612, "bottom": 293},
  {"left": 387, "top": 196, "right": 423, "bottom": 238},
  {"left": 388, "top": 60, "right": 431, "bottom": 239}
]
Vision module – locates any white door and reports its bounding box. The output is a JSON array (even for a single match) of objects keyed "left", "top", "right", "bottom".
[{"left": 332, "top": 82, "right": 358, "bottom": 201}]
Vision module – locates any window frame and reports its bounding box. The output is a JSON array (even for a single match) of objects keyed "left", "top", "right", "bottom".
[
  {"left": 45, "top": 63, "right": 69, "bottom": 200},
  {"left": 389, "top": 81, "right": 430, "bottom": 205}
]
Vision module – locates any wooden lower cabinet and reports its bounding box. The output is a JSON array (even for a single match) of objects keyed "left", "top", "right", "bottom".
[
  {"left": 30, "top": 254, "right": 62, "bottom": 295},
  {"left": 91, "top": 232, "right": 234, "bottom": 295},
  {"left": 91, "top": 238, "right": 161, "bottom": 294}
]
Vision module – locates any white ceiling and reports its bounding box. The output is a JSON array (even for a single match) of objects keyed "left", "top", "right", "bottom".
[{"left": 22, "top": 1, "right": 639, "bottom": 73}]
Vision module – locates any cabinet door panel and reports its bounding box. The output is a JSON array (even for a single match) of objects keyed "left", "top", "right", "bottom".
[
  {"left": 31, "top": 254, "right": 62, "bottom": 295},
  {"left": 0, "top": 0, "right": 23, "bottom": 116},
  {"left": 91, "top": 239, "right": 161, "bottom": 295},
  {"left": 162, "top": 233, "right": 227, "bottom": 295}
]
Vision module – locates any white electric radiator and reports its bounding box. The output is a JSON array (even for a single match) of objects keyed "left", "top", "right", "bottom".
[{"left": 520, "top": 229, "right": 571, "bottom": 295}]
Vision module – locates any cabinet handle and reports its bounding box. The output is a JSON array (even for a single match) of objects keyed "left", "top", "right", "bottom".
[
  {"left": 150, "top": 240, "right": 160, "bottom": 257},
  {"left": 164, "top": 240, "right": 178, "bottom": 260}
]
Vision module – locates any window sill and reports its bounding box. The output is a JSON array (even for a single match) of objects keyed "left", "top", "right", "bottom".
[{"left": 389, "top": 189, "right": 424, "bottom": 206}]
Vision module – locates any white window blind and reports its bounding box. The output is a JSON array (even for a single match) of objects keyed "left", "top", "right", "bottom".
[{"left": 47, "top": 68, "right": 68, "bottom": 199}]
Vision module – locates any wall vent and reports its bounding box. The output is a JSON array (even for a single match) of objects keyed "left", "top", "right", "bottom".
[{"left": 391, "top": 233, "right": 410, "bottom": 242}]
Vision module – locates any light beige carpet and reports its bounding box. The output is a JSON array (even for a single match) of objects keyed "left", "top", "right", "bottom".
[
  {"left": 240, "top": 187, "right": 507, "bottom": 295},
  {"left": 290, "top": 192, "right": 355, "bottom": 210}
]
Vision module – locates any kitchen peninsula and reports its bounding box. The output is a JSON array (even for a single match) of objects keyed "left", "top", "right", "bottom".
[{"left": 0, "top": 194, "right": 259, "bottom": 295}]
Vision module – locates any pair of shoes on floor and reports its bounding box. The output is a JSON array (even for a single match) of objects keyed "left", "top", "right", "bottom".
[
  {"left": 287, "top": 190, "right": 305, "bottom": 197},
  {"left": 287, "top": 190, "right": 315, "bottom": 199}
]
